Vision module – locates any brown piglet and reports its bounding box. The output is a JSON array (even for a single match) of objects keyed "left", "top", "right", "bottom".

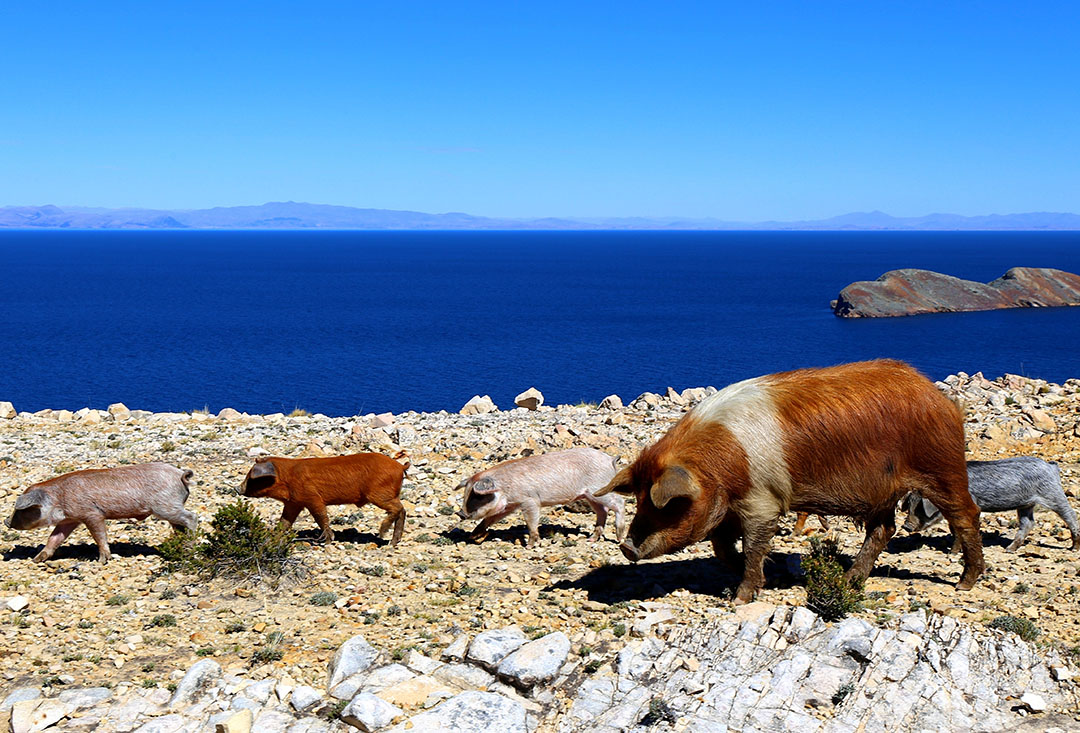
[{"left": 241, "top": 453, "right": 408, "bottom": 545}]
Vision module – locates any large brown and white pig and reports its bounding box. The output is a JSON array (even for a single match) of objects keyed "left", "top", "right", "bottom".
[
  {"left": 596, "top": 360, "right": 984, "bottom": 603},
  {"left": 242, "top": 453, "right": 407, "bottom": 545},
  {"left": 457, "top": 447, "right": 625, "bottom": 548},
  {"left": 5, "top": 462, "right": 197, "bottom": 564}
]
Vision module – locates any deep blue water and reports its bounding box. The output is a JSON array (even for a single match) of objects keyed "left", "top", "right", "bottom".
[{"left": 1, "top": 231, "right": 1078, "bottom": 416}]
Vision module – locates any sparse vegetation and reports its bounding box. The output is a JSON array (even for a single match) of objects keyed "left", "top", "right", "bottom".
[
  {"left": 148, "top": 614, "right": 177, "bottom": 628},
  {"left": 640, "top": 696, "right": 677, "bottom": 726},
  {"left": 309, "top": 591, "right": 338, "bottom": 607},
  {"left": 832, "top": 682, "right": 855, "bottom": 705},
  {"left": 359, "top": 564, "right": 387, "bottom": 578},
  {"left": 289, "top": 407, "right": 311, "bottom": 417},
  {"left": 989, "top": 615, "right": 1041, "bottom": 641},
  {"left": 158, "top": 499, "right": 297, "bottom": 581},
  {"left": 105, "top": 594, "right": 130, "bottom": 607},
  {"left": 803, "top": 536, "right": 863, "bottom": 621},
  {"left": 1012, "top": 582, "right": 1030, "bottom": 594}
]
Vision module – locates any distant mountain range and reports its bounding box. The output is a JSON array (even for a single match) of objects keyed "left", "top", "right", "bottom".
[{"left": 2, "top": 202, "right": 1080, "bottom": 230}]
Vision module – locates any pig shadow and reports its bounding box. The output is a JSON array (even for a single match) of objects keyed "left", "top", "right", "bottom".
[
  {"left": 3, "top": 541, "right": 160, "bottom": 562},
  {"left": 550, "top": 552, "right": 806, "bottom": 603},
  {"left": 293, "top": 528, "right": 391, "bottom": 546},
  {"left": 887, "top": 531, "right": 1014, "bottom": 554},
  {"left": 440, "top": 523, "right": 589, "bottom": 547}
]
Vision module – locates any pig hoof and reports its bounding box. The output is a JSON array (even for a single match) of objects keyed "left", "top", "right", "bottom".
[
  {"left": 32, "top": 552, "right": 47, "bottom": 563},
  {"left": 955, "top": 578, "right": 976, "bottom": 592},
  {"left": 98, "top": 555, "right": 110, "bottom": 565}
]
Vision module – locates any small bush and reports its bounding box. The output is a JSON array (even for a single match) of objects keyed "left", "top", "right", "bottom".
[
  {"left": 106, "top": 594, "right": 130, "bottom": 606},
  {"left": 77, "top": 620, "right": 95, "bottom": 629},
  {"left": 141, "top": 679, "right": 157, "bottom": 689},
  {"left": 803, "top": 537, "right": 863, "bottom": 621},
  {"left": 456, "top": 584, "right": 478, "bottom": 597},
  {"left": 584, "top": 658, "right": 604, "bottom": 673},
  {"left": 141, "top": 663, "right": 156, "bottom": 672},
  {"left": 386, "top": 605, "right": 402, "bottom": 617},
  {"left": 431, "top": 536, "right": 453, "bottom": 547},
  {"left": 989, "top": 615, "right": 1040, "bottom": 641},
  {"left": 1012, "top": 582, "right": 1030, "bottom": 594},
  {"left": 289, "top": 407, "right": 311, "bottom": 417},
  {"left": 392, "top": 644, "right": 418, "bottom": 661},
  {"left": 359, "top": 565, "right": 386, "bottom": 578},
  {"left": 225, "top": 621, "right": 247, "bottom": 633},
  {"left": 195, "top": 647, "right": 214, "bottom": 657},
  {"left": 159, "top": 499, "right": 297, "bottom": 581},
  {"left": 640, "top": 697, "right": 676, "bottom": 726},
  {"left": 149, "top": 614, "right": 177, "bottom": 628},
  {"left": 320, "top": 699, "right": 348, "bottom": 721},
  {"left": 309, "top": 592, "right": 338, "bottom": 607},
  {"left": 160, "top": 440, "right": 176, "bottom": 452},
  {"left": 832, "top": 682, "right": 855, "bottom": 705},
  {"left": 252, "top": 634, "right": 285, "bottom": 665},
  {"left": 612, "top": 623, "right": 627, "bottom": 638},
  {"left": 437, "top": 505, "right": 456, "bottom": 516},
  {"left": 159, "top": 589, "right": 177, "bottom": 600}
]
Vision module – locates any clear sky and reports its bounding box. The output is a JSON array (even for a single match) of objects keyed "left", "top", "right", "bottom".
[{"left": 2, "top": 2, "right": 1078, "bottom": 220}]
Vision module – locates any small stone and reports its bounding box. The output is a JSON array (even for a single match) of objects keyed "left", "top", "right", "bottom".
[
  {"left": 57, "top": 687, "right": 111, "bottom": 709},
  {"left": 378, "top": 675, "right": 453, "bottom": 709},
  {"left": 5, "top": 596, "right": 29, "bottom": 612},
  {"left": 341, "top": 692, "right": 403, "bottom": 732},
  {"left": 218, "top": 407, "right": 243, "bottom": 421},
  {"left": 632, "top": 609, "right": 675, "bottom": 637},
  {"left": 1020, "top": 692, "right": 1047, "bottom": 713},
  {"left": 361, "top": 664, "right": 415, "bottom": 693},
  {"left": 514, "top": 388, "right": 544, "bottom": 411},
  {"left": 215, "top": 708, "right": 253, "bottom": 733},
  {"left": 0, "top": 401, "right": 15, "bottom": 419},
  {"left": 26, "top": 699, "right": 75, "bottom": 730}
]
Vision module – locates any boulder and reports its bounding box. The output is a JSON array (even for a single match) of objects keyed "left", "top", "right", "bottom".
[
  {"left": 466, "top": 627, "right": 527, "bottom": 671},
  {"left": 328, "top": 634, "right": 379, "bottom": 691},
  {"left": 169, "top": 659, "right": 222, "bottom": 709},
  {"left": 599, "top": 395, "right": 623, "bottom": 410},
  {"left": 218, "top": 407, "right": 243, "bottom": 421},
  {"left": 496, "top": 632, "right": 571, "bottom": 688},
  {"left": 386, "top": 690, "right": 527, "bottom": 733},
  {"left": 0, "top": 687, "right": 40, "bottom": 711},
  {"left": 215, "top": 708, "right": 253, "bottom": 733},
  {"left": 288, "top": 684, "right": 323, "bottom": 712},
  {"left": 341, "top": 692, "right": 402, "bottom": 732},
  {"left": 460, "top": 395, "right": 497, "bottom": 415},
  {"left": 107, "top": 402, "right": 131, "bottom": 421},
  {"left": 370, "top": 412, "right": 395, "bottom": 428},
  {"left": 514, "top": 388, "right": 544, "bottom": 411},
  {"left": 0, "top": 401, "right": 17, "bottom": 419}
]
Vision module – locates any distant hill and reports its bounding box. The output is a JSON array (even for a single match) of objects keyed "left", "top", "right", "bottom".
[{"left": 2, "top": 202, "right": 1079, "bottom": 230}]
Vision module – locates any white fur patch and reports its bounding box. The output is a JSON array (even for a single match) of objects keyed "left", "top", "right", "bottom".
[{"left": 691, "top": 377, "right": 792, "bottom": 517}]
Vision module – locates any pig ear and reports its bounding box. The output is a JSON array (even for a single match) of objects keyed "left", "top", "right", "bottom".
[
  {"left": 14, "top": 489, "right": 45, "bottom": 510},
  {"left": 595, "top": 467, "right": 634, "bottom": 497},
  {"left": 471, "top": 477, "right": 497, "bottom": 494},
  {"left": 249, "top": 460, "right": 277, "bottom": 479},
  {"left": 650, "top": 466, "right": 701, "bottom": 509}
]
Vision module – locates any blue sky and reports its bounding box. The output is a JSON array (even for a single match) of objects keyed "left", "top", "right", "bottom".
[{"left": 2, "top": 2, "right": 1077, "bottom": 219}]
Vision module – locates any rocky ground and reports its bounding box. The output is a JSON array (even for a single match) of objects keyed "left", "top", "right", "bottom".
[{"left": 1, "top": 371, "right": 1079, "bottom": 731}]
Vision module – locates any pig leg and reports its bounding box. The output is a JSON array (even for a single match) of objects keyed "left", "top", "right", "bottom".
[
  {"left": 1007, "top": 507, "right": 1036, "bottom": 552},
  {"left": 32, "top": 521, "right": 80, "bottom": 563},
  {"left": 156, "top": 507, "right": 198, "bottom": 533},
  {"left": 818, "top": 515, "right": 831, "bottom": 531},
  {"left": 278, "top": 502, "right": 304, "bottom": 529},
  {"left": 308, "top": 502, "right": 334, "bottom": 543},
  {"left": 923, "top": 473, "right": 984, "bottom": 591},
  {"left": 792, "top": 513, "right": 809, "bottom": 535},
  {"left": 469, "top": 509, "right": 515, "bottom": 543},
  {"left": 373, "top": 497, "right": 407, "bottom": 547},
  {"left": 522, "top": 501, "right": 542, "bottom": 548},
  {"left": 83, "top": 514, "right": 112, "bottom": 564},
  {"left": 1044, "top": 493, "right": 1080, "bottom": 550},
  {"left": 581, "top": 494, "right": 613, "bottom": 541},
  {"left": 710, "top": 514, "right": 744, "bottom": 573},
  {"left": 734, "top": 515, "right": 778, "bottom": 605},
  {"left": 846, "top": 510, "right": 896, "bottom": 584}
]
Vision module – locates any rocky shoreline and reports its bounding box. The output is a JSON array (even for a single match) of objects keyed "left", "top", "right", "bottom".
[{"left": 2, "top": 371, "right": 1080, "bottom": 731}]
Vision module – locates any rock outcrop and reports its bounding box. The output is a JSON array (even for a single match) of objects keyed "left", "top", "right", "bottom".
[{"left": 832, "top": 267, "right": 1080, "bottom": 317}]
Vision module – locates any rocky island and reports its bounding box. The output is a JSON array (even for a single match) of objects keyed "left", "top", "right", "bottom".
[
  {"left": 832, "top": 266, "right": 1080, "bottom": 317},
  {"left": 1, "top": 375, "right": 1080, "bottom": 731}
]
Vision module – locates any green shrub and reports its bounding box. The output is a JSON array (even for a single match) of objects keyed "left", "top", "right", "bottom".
[
  {"left": 803, "top": 537, "right": 863, "bottom": 621},
  {"left": 832, "top": 682, "right": 855, "bottom": 705},
  {"left": 309, "top": 592, "right": 338, "bottom": 607},
  {"left": 989, "top": 615, "right": 1040, "bottom": 641},
  {"left": 612, "top": 623, "right": 627, "bottom": 638},
  {"left": 105, "top": 594, "right": 130, "bottom": 606},
  {"left": 225, "top": 621, "right": 247, "bottom": 633},
  {"left": 149, "top": 614, "right": 177, "bottom": 628},
  {"left": 159, "top": 499, "right": 297, "bottom": 581},
  {"left": 359, "top": 565, "right": 386, "bottom": 578}
]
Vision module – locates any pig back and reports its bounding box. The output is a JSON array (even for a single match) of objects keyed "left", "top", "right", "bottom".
[
  {"left": 480, "top": 448, "right": 617, "bottom": 503},
  {"left": 41, "top": 462, "right": 189, "bottom": 520},
  {"left": 283, "top": 452, "right": 406, "bottom": 503}
]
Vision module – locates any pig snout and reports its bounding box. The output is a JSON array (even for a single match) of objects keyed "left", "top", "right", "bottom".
[
  {"left": 456, "top": 509, "right": 468, "bottom": 520},
  {"left": 620, "top": 539, "right": 641, "bottom": 562},
  {"left": 4, "top": 515, "right": 12, "bottom": 529}
]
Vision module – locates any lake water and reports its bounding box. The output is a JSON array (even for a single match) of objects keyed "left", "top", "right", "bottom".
[{"left": 1, "top": 230, "right": 1078, "bottom": 416}]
